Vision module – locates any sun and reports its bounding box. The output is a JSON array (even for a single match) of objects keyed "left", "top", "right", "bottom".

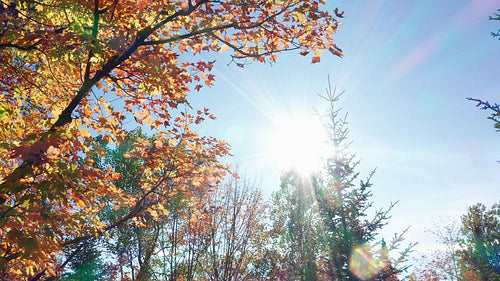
[{"left": 268, "top": 113, "right": 331, "bottom": 175}]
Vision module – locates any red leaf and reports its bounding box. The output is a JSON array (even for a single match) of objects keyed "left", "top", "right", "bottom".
[
  {"left": 300, "top": 50, "right": 310, "bottom": 56},
  {"left": 334, "top": 8, "right": 345, "bottom": 18}
]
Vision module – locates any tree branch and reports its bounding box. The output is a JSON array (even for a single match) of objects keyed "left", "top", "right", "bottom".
[
  {"left": 0, "top": 0, "right": 210, "bottom": 207},
  {"left": 0, "top": 42, "right": 41, "bottom": 51},
  {"left": 209, "top": 30, "right": 300, "bottom": 59},
  {"left": 141, "top": 23, "right": 235, "bottom": 46}
]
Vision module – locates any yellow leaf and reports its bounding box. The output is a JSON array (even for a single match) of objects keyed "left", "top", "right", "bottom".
[
  {"left": 74, "top": 197, "right": 86, "bottom": 209},
  {"left": 220, "top": 44, "right": 229, "bottom": 52}
]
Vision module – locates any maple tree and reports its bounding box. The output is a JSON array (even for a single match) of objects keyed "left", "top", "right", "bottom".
[
  {"left": 0, "top": 0, "right": 344, "bottom": 279},
  {"left": 56, "top": 132, "right": 268, "bottom": 280}
]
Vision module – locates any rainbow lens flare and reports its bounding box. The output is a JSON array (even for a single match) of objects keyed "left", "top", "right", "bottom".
[{"left": 349, "top": 245, "right": 381, "bottom": 280}]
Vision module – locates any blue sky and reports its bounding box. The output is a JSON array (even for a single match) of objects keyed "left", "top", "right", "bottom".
[{"left": 188, "top": 0, "right": 500, "bottom": 251}]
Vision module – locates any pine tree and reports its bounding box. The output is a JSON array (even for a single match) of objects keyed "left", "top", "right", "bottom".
[
  {"left": 459, "top": 202, "right": 500, "bottom": 280},
  {"left": 271, "top": 80, "right": 412, "bottom": 281},
  {"left": 60, "top": 238, "right": 105, "bottom": 281}
]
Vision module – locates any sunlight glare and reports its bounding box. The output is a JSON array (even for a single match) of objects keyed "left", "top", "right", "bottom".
[{"left": 269, "top": 114, "right": 330, "bottom": 175}]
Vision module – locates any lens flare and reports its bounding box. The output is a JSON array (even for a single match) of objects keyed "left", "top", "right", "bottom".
[{"left": 349, "top": 245, "right": 382, "bottom": 280}]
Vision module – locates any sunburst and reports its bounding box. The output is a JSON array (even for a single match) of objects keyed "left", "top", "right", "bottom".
[{"left": 268, "top": 113, "right": 330, "bottom": 175}]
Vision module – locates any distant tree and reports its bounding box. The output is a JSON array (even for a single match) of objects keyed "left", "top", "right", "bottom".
[
  {"left": 271, "top": 170, "right": 322, "bottom": 281},
  {"left": 413, "top": 204, "right": 500, "bottom": 281},
  {"left": 458, "top": 202, "right": 500, "bottom": 280},
  {"left": 410, "top": 219, "right": 477, "bottom": 281},
  {"left": 200, "top": 175, "right": 268, "bottom": 281},
  {"left": 270, "top": 81, "right": 413, "bottom": 281}
]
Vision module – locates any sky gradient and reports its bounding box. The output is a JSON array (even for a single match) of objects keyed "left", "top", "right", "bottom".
[{"left": 188, "top": 0, "right": 500, "bottom": 252}]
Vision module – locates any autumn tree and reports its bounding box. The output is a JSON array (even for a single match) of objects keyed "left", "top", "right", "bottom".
[
  {"left": 270, "top": 81, "right": 413, "bottom": 281},
  {"left": 271, "top": 170, "right": 322, "bottom": 281},
  {"left": 410, "top": 219, "right": 473, "bottom": 281},
  {"left": 198, "top": 175, "right": 268, "bottom": 281},
  {"left": 0, "top": 0, "right": 344, "bottom": 279},
  {"left": 90, "top": 129, "right": 160, "bottom": 280},
  {"left": 55, "top": 131, "right": 268, "bottom": 281},
  {"left": 411, "top": 204, "right": 500, "bottom": 281},
  {"left": 72, "top": 130, "right": 225, "bottom": 280}
]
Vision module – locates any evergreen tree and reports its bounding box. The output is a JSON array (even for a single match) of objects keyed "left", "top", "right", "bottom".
[
  {"left": 459, "top": 202, "right": 500, "bottom": 280},
  {"left": 489, "top": 9, "right": 500, "bottom": 39},
  {"left": 467, "top": 98, "right": 500, "bottom": 132},
  {"left": 60, "top": 238, "right": 105, "bottom": 281},
  {"left": 466, "top": 9, "right": 500, "bottom": 133},
  {"left": 271, "top": 81, "right": 412, "bottom": 281}
]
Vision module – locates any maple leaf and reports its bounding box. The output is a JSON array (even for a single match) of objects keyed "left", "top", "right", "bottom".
[
  {"left": 300, "top": 50, "right": 310, "bottom": 56},
  {"left": 334, "top": 8, "right": 345, "bottom": 18}
]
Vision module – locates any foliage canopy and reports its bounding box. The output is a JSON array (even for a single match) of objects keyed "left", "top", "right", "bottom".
[{"left": 0, "top": 0, "right": 343, "bottom": 279}]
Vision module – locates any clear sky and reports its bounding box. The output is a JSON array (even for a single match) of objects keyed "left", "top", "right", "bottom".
[{"left": 187, "top": 0, "right": 500, "bottom": 252}]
